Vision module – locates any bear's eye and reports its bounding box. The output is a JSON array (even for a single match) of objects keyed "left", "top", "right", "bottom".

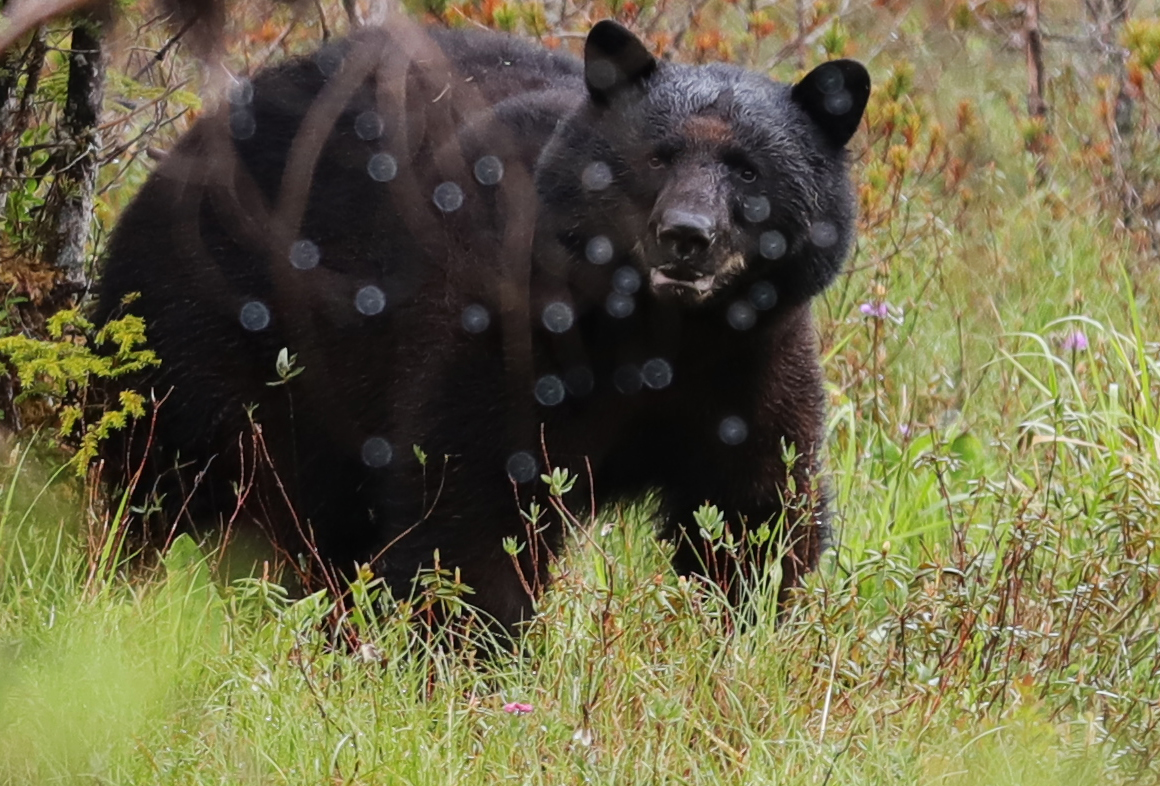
[
  {"left": 739, "top": 168, "right": 758, "bottom": 183},
  {"left": 649, "top": 156, "right": 665, "bottom": 169}
]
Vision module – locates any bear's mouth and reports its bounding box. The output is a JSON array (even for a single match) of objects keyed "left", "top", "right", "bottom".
[{"left": 649, "top": 267, "right": 717, "bottom": 298}]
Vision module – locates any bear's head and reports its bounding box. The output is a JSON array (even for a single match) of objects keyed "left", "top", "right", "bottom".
[{"left": 536, "top": 21, "right": 870, "bottom": 311}]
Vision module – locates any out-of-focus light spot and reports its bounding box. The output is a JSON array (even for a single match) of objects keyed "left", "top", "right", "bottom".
[
  {"left": 474, "top": 156, "right": 504, "bottom": 186},
  {"left": 542, "top": 302, "right": 574, "bottom": 333},
  {"left": 534, "top": 375, "right": 566, "bottom": 406},
  {"left": 718, "top": 416, "right": 748, "bottom": 445},
  {"left": 239, "top": 301, "right": 270, "bottom": 331},
  {"left": 355, "top": 285, "right": 386, "bottom": 316},
  {"left": 585, "top": 235, "right": 614, "bottom": 265},
  {"left": 361, "top": 437, "right": 393, "bottom": 468},
  {"left": 506, "top": 451, "right": 538, "bottom": 483},
  {"left": 581, "top": 161, "right": 613, "bottom": 191},
  {"left": 433, "top": 182, "right": 464, "bottom": 213},
  {"left": 461, "top": 304, "right": 490, "bottom": 333},
  {"left": 641, "top": 358, "right": 673, "bottom": 390},
  {"left": 367, "top": 153, "right": 398, "bottom": 182},
  {"left": 726, "top": 301, "right": 757, "bottom": 331},
  {"left": 289, "top": 240, "right": 320, "bottom": 270}
]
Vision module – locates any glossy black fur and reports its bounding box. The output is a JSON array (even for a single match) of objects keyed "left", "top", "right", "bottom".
[{"left": 98, "top": 20, "right": 869, "bottom": 629}]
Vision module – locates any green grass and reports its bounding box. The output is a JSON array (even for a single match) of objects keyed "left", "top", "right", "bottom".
[{"left": 4, "top": 5, "right": 1160, "bottom": 783}]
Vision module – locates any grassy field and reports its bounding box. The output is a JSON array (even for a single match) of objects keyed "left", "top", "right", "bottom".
[{"left": 2, "top": 1, "right": 1160, "bottom": 783}]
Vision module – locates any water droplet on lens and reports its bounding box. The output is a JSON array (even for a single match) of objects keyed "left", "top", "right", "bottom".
[
  {"left": 541, "top": 301, "right": 574, "bottom": 333},
  {"left": 587, "top": 60, "right": 618, "bottom": 91},
  {"left": 230, "top": 109, "right": 255, "bottom": 140},
  {"left": 810, "top": 221, "right": 838, "bottom": 248},
  {"left": 612, "top": 266, "right": 640, "bottom": 295},
  {"left": 815, "top": 64, "right": 844, "bottom": 94},
  {"left": 289, "top": 240, "right": 320, "bottom": 270},
  {"left": 355, "top": 285, "right": 386, "bottom": 316},
  {"left": 474, "top": 155, "right": 504, "bottom": 186},
  {"left": 461, "top": 304, "right": 490, "bottom": 333},
  {"left": 564, "top": 367, "right": 594, "bottom": 396},
  {"left": 361, "top": 437, "right": 393, "bottom": 468},
  {"left": 718, "top": 416, "right": 748, "bottom": 445},
  {"left": 748, "top": 281, "right": 778, "bottom": 311},
  {"left": 585, "top": 235, "right": 613, "bottom": 265},
  {"left": 506, "top": 451, "right": 538, "bottom": 483},
  {"left": 315, "top": 48, "right": 343, "bottom": 77},
  {"left": 824, "top": 90, "right": 853, "bottom": 115},
  {"left": 605, "top": 292, "right": 635, "bottom": 319},
  {"left": 727, "top": 301, "right": 757, "bottom": 331},
  {"left": 743, "top": 195, "right": 770, "bottom": 223},
  {"left": 239, "top": 301, "right": 270, "bottom": 331},
  {"left": 354, "top": 111, "right": 382, "bottom": 141},
  {"left": 228, "top": 79, "right": 253, "bottom": 106},
  {"left": 367, "top": 153, "right": 398, "bottom": 182},
  {"left": 614, "top": 364, "right": 642, "bottom": 394},
  {"left": 433, "top": 182, "right": 464, "bottom": 213},
  {"left": 534, "top": 375, "right": 566, "bottom": 406},
  {"left": 581, "top": 161, "right": 613, "bottom": 191},
  {"left": 759, "top": 230, "right": 787, "bottom": 260},
  {"left": 641, "top": 358, "right": 673, "bottom": 390}
]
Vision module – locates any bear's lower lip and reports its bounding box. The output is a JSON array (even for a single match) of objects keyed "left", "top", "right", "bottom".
[{"left": 649, "top": 268, "right": 715, "bottom": 294}]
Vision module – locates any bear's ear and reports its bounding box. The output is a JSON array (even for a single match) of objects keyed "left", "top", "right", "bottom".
[
  {"left": 790, "top": 59, "right": 871, "bottom": 148},
  {"left": 584, "top": 20, "right": 657, "bottom": 104}
]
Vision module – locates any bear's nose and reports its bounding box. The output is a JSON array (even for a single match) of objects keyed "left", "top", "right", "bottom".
[{"left": 657, "top": 209, "right": 715, "bottom": 262}]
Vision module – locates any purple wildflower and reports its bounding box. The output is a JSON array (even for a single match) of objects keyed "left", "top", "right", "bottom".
[
  {"left": 1061, "top": 330, "right": 1089, "bottom": 352},
  {"left": 859, "top": 301, "right": 890, "bottom": 319},
  {"left": 503, "top": 702, "right": 534, "bottom": 715}
]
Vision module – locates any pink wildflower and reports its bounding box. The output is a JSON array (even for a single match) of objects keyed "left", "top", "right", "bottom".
[
  {"left": 1061, "top": 330, "right": 1089, "bottom": 352},
  {"left": 859, "top": 301, "right": 890, "bottom": 319},
  {"left": 503, "top": 702, "right": 534, "bottom": 715}
]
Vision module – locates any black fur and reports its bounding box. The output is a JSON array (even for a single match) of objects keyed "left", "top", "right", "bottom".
[{"left": 98, "top": 20, "right": 869, "bottom": 629}]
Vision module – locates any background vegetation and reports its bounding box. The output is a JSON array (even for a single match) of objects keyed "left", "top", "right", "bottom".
[{"left": 2, "top": 0, "right": 1160, "bottom": 782}]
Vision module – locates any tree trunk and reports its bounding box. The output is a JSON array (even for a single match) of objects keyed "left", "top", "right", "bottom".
[
  {"left": 44, "top": 15, "right": 106, "bottom": 289},
  {"left": 0, "top": 30, "right": 46, "bottom": 221}
]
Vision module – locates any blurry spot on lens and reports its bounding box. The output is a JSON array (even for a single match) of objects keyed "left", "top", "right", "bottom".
[
  {"left": 726, "top": 301, "right": 757, "bottom": 331},
  {"left": 815, "top": 64, "right": 844, "bottom": 94},
  {"left": 585, "top": 235, "right": 614, "bottom": 265},
  {"left": 612, "top": 266, "right": 640, "bottom": 295},
  {"left": 315, "top": 48, "right": 343, "bottom": 77},
  {"left": 759, "top": 230, "right": 787, "bottom": 261},
  {"left": 605, "top": 292, "right": 635, "bottom": 319},
  {"left": 228, "top": 79, "right": 253, "bottom": 106},
  {"left": 289, "top": 239, "right": 320, "bottom": 270},
  {"left": 354, "top": 111, "right": 383, "bottom": 141},
  {"left": 355, "top": 285, "right": 386, "bottom": 316},
  {"left": 587, "top": 60, "right": 618, "bottom": 91},
  {"left": 613, "top": 364, "right": 642, "bottom": 395},
  {"left": 229, "top": 109, "right": 255, "bottom": 140},
  {"left": 810, "top": 221, "right": 839, "bottom": 248},
  {"left": 824, "top": 90, "right": 853, "bottom": 115},
  {"left": 542, "top": 301, "right": 574, "bottom": 333},
  {"left": 564, "top": 366, "right": 594, "bottom": 396},
  {"left": 748, "top": 281, "right": 778, "bottom": 311},
  {"left": 474, "top": 155, "right": 504, "bottom": 186},
  {"left": 581, "top": 161, "right": 613, "bottom": 191},
  {"left": 534, "top": 375, "right": 566, "bottom": 406},
  {"left": 461, "top": 304, "right": 490, "bottom": 333},
  {"left": 506, "top": 451, "right": 538, "bottom": 483},
  {"left": 361, "top": 437, "right": 393, "bottom": 468},
  {"left": 742, "top": 195, "right": 770, "bottom": 224},
  {"left": 367, "top": 153, "right": 398, "bottom": 182},
  {"left": 718, "top": 416, "right": 748, "bottom": 445},
  {"left": 433, "top": 182, "right": 464, "bottom": 213},
  {"left": 239, "top": 301, "right": 270, "bottom": 331},
  {"left": 641, "top": 358, "right": 673, "bottom": 390}
]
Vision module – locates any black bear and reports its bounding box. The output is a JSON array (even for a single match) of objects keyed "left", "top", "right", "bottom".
[{"left": 98, "top": 19, "right": 869, "bottom": 630}]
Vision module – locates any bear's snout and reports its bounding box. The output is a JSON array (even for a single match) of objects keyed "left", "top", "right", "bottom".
[{"left": 656, "top": 209, "right": 716, "bottom": 266}]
